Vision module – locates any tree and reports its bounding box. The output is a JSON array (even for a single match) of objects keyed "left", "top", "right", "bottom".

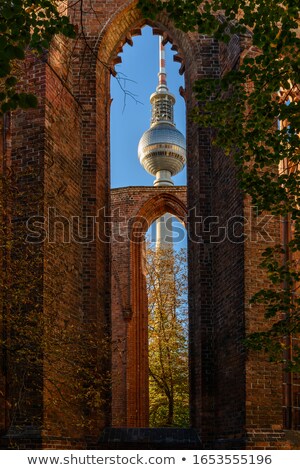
[
  {"left": 138, "top": 0, "right": 300, "bottom": 371},
  {"left": 146, "top": 243, "right": 189, "bottom": 427},
  {"left": 0, "top": 0, "right": 75, "bottom": 113}
]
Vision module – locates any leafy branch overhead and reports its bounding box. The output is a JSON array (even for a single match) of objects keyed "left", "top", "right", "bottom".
[
  {"left": 138, "top": 0, "right": 300, "bottom": 369},
  {"left": 0, "top": 0, "right": 75, "bottom": 113}
]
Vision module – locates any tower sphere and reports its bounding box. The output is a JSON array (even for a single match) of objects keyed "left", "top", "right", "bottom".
[{"left": 138, "top": 123, "right": 186, "bottom": 177}]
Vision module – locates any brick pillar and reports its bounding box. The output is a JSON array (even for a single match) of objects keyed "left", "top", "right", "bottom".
[{"left": 0, "top": 56, "right": 46, "bottom": 446}]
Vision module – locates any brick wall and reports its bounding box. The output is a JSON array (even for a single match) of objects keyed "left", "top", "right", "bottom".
[
  {"left": 2, "top": 55, "right": 47, "bottom": 439},
  {"left": 210, "top": 36, "right": 245, "bottom": 447},
  {"left": 43, "top": 57, "right": 83, "bottom": 439}
]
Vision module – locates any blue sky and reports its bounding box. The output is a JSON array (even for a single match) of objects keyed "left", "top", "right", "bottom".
[{"left": 110, "top": 26, "right": 186, "bottom": 189}]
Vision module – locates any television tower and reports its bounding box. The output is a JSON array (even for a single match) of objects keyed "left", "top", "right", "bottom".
[{"left": 138, "top": 36, "right": 186, "bottom": 248}]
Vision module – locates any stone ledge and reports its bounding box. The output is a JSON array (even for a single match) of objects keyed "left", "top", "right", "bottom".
[{"left": 98, "top": 428, "right": 201, "bottom": 450}]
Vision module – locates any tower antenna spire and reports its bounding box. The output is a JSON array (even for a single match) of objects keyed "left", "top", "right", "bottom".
[{"left": 158, "top": 36, "right": 167, "bottom": 89}]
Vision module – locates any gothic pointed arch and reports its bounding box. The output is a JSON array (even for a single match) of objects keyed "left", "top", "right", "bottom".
[{"left": 110, "top": 186, "right": 187, "bottom": 427}]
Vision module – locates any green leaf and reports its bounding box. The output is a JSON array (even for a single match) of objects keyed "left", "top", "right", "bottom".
[{"left": 5, "top": 76, "right": 18, "bottom": 88}]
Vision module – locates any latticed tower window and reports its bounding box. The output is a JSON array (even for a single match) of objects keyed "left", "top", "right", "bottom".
[{"left": 152, "top": 97, "right": 174, "bottom": 124}]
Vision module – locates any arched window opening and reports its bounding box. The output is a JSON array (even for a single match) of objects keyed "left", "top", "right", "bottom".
[
  {"left": 110, "top": 26, "right": 186, "bottom": 188},
  {"left": 109, "top": 23, "right": 188, "bottom": 429},
  {"left": 146, "top": 217, "right": 189, "bottom": 428}
]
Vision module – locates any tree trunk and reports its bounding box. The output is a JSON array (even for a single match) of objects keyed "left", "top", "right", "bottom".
[{"left": 167, "top": 395, "right": 174, "bottom": 426}]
